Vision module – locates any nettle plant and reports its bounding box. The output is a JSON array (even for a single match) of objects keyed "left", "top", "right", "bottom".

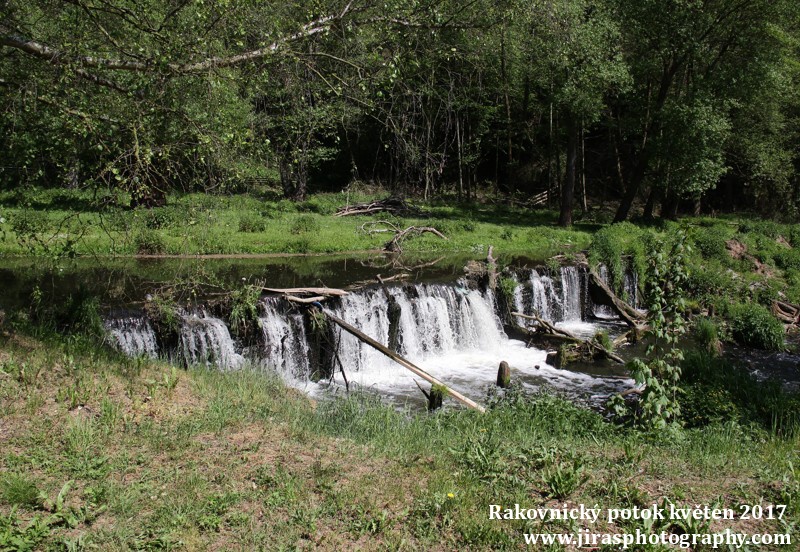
[{"left": 618, "top": 231, "right": 691, "bottom": 430}]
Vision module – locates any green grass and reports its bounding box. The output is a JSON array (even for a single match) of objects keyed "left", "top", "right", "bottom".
[
  {"left": 1, "top": 332, "right": 797, "bottom": 550},
  {"left": 0, "top": 187, "right": 593, "bottom": 258}
]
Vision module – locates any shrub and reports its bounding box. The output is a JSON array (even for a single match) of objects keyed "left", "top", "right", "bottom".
[
  {"left": 143, "top": 206, "right": 182, "bottom": 230},
  {"left": 729, "top": 303, "right": 785, "bottom": 351},
  {"left": 774, "top": 249, "right": 800, "bottom": 271},
  {"left": 290, "top": 214, "right": 320, "bottom": 235},
  {"left": 691, "top": 226, "right": 729, "bottom": 260},
  {"left": 238, "top": 213, "right": 266, "bottom": 233},
  {"left": 134, "top": 229, "right": 166, "bottom": 255}
]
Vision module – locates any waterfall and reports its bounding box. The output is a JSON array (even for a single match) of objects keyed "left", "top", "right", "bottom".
[
  {"left": 592, "top": 265, "right": 617, "bottom": 319},
  {"left": 103, "top": 271, "right": 634, "bottom": 405},
  {"left": 529, "top": 269, "right": 560, "bottom": 321},
  {"left": 510, "top": 273, "right": 526, "bottom": 326},
  {"left": 180, "top": 313, "right": 243, "bottom": 369},
  {"left": 623, "top": 271, "right": 639, "bottom": 309},
  {"left": 560, "top": 266, "right": 582, "bottom": 321},
  {"left": 105, "top": 315, "right": 158, "bottom": 358},
  {"left": 329, "top": 283, "right": 505, "bottom": 373},
  {"left": 259, "top": 298, "right": 310, "bottom": 379}
]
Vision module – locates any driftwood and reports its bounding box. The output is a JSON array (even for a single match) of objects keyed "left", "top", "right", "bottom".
[
  {"left": 511, "top": 311, "right": 624, "bottom": 365},
  {"left": 322, "top": 310, "right": 486, "bottom": 412},
  {"left": 335, "top": 196, "right": 421, "bottom": 217},
  {"left": 772, "top": 300, "right": 800, "bottom": 325},
  {"left": 263, "top": 287, "right": 349, "bottom": 297},
  {"left": 385, "top": 225, "right": 448, "bottom": 253},
  {"left": 587, "top": 270, "right": 645, "bottom": 328},
  {"left": 360, "top": 220, "right": 448, "bottom": 253},
  {"left": 285, "top": 295, "right": 327, "bottom": 304}
]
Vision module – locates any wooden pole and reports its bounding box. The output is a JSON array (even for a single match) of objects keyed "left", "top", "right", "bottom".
[{"left": 322, "top": 311, "right": 486, "bottom": 412}]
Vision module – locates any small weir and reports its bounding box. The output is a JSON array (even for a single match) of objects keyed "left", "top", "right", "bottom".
[{"left": 106, "top": 265, "right": 637, "bottom": 408}]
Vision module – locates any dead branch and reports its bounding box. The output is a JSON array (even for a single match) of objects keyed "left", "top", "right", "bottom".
[
  {"left": 335, "top": 196, "right": 422, "bottom": 217},
  {"left": 384, "top": 226, "right": 448, "bottom": 253}
]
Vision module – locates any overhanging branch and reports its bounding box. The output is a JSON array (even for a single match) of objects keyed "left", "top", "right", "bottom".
[{"left": 0, "top": 3, "right": 354, "bottom": 74}]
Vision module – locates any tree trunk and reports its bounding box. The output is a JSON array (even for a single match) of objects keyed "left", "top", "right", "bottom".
[
  {"left": 643, "top": 187, "right": 659, "bottom": 220},
  {"left": 559, "top": 118, "right": 578, "bottom": 227}
]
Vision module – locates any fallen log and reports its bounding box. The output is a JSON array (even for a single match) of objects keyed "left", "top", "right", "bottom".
[
  {"left": 322, "top": 310, "right": 486, "bottom": 412},
  {"left": 511, "top": 311, "right": 581, "bottom": 341},
  {"left": 263, "top": 287, "right": 349, "bottom": 297},
  {"left": 587, "top": 270, "right": 644, "bottom": 328},
  {"left": 510, "top": 311, "right": 624, "bottom": 365},
  {"left": 285, "top": 295, "right": 327, "bottom": 304}
]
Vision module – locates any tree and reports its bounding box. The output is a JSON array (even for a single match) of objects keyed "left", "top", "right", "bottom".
[
  {"left": 609, "top": 0, "right": 795, "bottom": 221},
  {"left": 525, "top": 0, "right": 629, "bottom": 226}
]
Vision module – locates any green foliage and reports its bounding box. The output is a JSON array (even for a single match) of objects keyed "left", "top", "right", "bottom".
[
  {"left": 543, "top": 459, "right": 587, "bottom": 500},
  {"left": 680, "top": 350, "right": 800, "bottom": 433},
  {"left": 0, "top": 474, "right": 40, "bottom": 508},
  {"left": 498, "top": 276, "right": 518, "bottom": 307},
  {"left": 592, "top": 330, "right": 612, "bottom": 352},
  {"left": 694, "top": 318, "right": 722, "bottom": 356},
  {"left": 588, "top": 222, "right": 646, "bottom": 292},
  {"left": 228, "top": 283, "right": 263, "bottom": 339},
  {"left": 729, "top": 303, "right": 785, "bottom": 351},
  {"left": 625, "top": 232, "right": 691, "bottom": 430},
  {"left": 691, "top": 225, "right": 730, "bottom": 261},
  {"left": 238, "top": 213, "right": 267, "bottom": 233},
  {"left": 290, "top": 215, "right": 320, "bottom": 235},
  {"left": 134, "top": 229, "right": 166, "bottom": 255}
]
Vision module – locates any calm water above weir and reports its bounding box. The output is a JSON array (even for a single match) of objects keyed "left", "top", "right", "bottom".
[{"left": 6, "top": 253, "right": 796, "bottom": 410}]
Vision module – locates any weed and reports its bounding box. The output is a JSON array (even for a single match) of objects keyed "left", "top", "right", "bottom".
[
  {"left": 729, "top": 303, "right": 785, "bottom": 351},
  {"left": 0, "top": 474, "right": 40, "bottom": 508},
  {"left": 543, "top": 459, "right": 587, "bottom": 499}
]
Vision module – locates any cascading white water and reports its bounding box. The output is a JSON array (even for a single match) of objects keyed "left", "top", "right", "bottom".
[
  {"left": 105, "top": 272, "right": 634, "bottom": 407},
  {"left": 529, "top": 269, "right": 560, "bottom": 321},
  {"left": 105, "top": 316, "right": 158, "bottom": 358},
  {"left": 560, "top": 266, "right": 582, "bottom": 321},
  {"left": 259, "top": 298, "right": 310, "bottom": 379},
  {"left": 623, "top": 271, "right": 639, "bottom": 309},
  {"left": 329, "top": 283, "right": 505, "bottom": 375},
  {"left": 180, "top": 313, "right": 243, "bottom": 369},
  {"left": 510, "top": 274, "right": 526, "bottom": 326},
  {"left": 592, "top": 265, "right": 617, "bottom": 319}
]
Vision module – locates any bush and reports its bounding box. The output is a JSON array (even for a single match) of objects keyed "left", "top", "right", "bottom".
[
  {"left": 142, "top": 206, "right": 182, "bottom": 229},
  {"left": 290, "top": 214, "right": 320, "bottom": 235},
  {"left": 774, "top": 249, "right": 800, "bottom": 271},
  {"left": 238, "top": 213, "right": 267, "bottom": 233},
  {"left": 691, "top": 226, "right": 729, "bottom": 260},
  {"left": 134, "top": 229, "right": 166, "bottom": 255},
  {"left": 729, "top": 303, "right": 785, "bottom": 351}
]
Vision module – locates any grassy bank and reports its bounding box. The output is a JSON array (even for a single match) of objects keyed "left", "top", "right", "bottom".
[
  {"left": 0, "top": 188, "right": 592, "bottom": 258},
  {"left": 1, "top": 333, "right": 798, "bottom": 550}
]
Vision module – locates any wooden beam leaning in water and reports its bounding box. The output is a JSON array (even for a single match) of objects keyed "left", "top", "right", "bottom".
[
  {"left": 322, "top": 310, "right": 486, "bottom": 413},
  {"left": 587, "top": 271, "right": 643, "bottom": 328}
]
